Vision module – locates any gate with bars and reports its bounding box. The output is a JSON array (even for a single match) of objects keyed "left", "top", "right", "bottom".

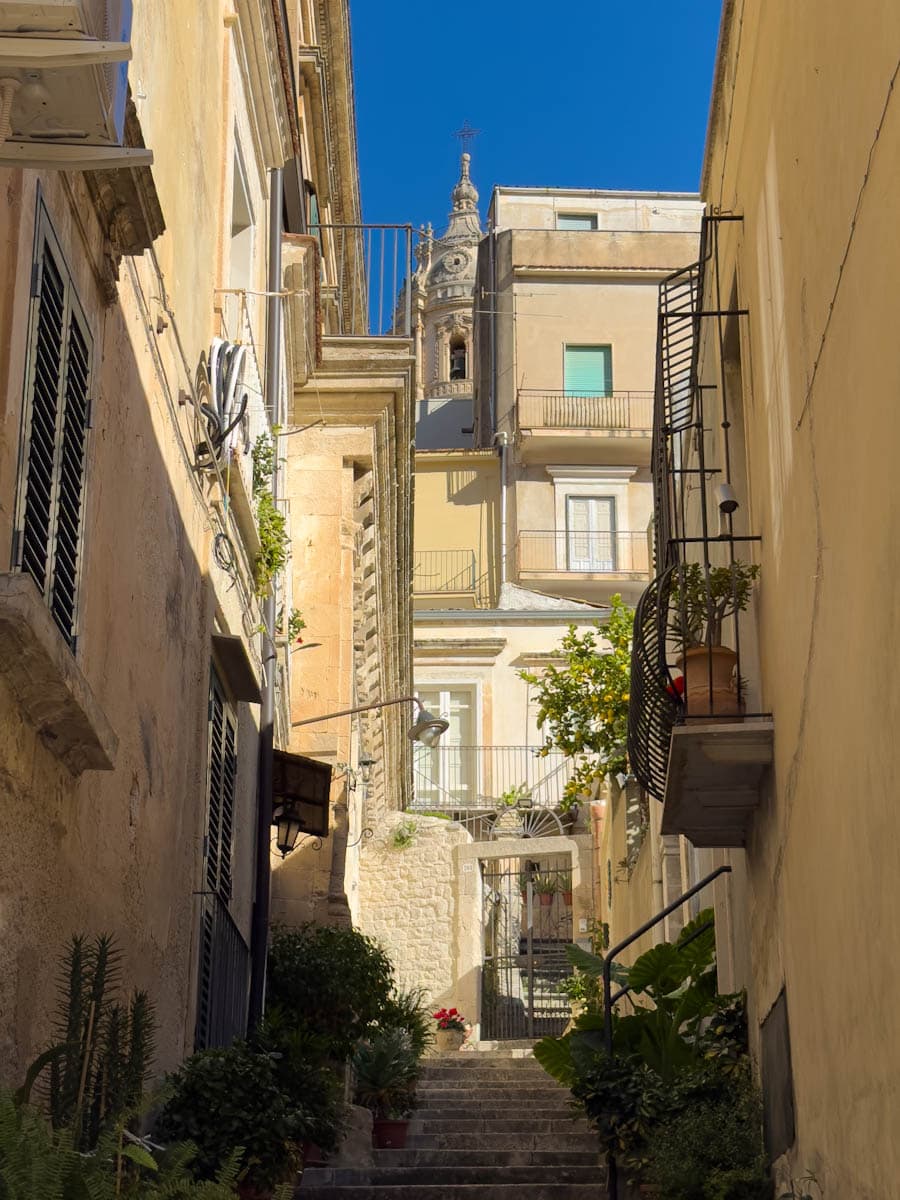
[{"left": 480, "top": 854, "right": 574, "bottom": 1041}]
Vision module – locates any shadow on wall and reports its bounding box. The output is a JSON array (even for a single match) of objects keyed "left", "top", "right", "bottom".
[
  {"left": 0, "top": 234, "right": 262, "bottom": 1085},
  {"left": 415, "top": 399, "right": 473, "bottom": 450}
]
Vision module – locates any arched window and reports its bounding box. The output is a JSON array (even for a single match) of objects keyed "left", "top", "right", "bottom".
[{"left": 450, "top": 335, "right": 467, "bottom": 380}]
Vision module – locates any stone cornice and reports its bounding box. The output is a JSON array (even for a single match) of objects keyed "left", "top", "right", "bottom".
[
  {"left": 84, "top": 97, "right": 165, "bottom": 305},
  {"left": 234, "top": 0, "right": 294, "bottom": 168}
]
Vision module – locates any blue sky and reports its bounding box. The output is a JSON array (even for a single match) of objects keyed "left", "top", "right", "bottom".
[{"left": 350, "top": 1, "right": 722, "bottom": 233}]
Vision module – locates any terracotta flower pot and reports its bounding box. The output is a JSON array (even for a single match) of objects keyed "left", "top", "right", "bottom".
[
  {"left": 372, "top": 1118, "right": 409, "bottom": 1148},
  {"left": 237, "top": 1184, "right": 272, "bottom": 1200},
  {"left": 302, "top": 1141, "right": 325, "bottom": 1166},
  {"left": 679, "top": 645, "right": 742, "bottom": 716},
  {"left": 435, "top": 1026, "right": 465, "bottom": 1052},
  {"left": 539, "top": 892, "right": 554, "bottom": 907},
  {"left": 563, "top": 891, "right": 573, "bottom": 906}
]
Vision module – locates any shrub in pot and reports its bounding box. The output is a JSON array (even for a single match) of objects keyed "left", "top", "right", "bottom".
[
  {"left": 379, "top": 987, "right": 434, "bottom": 1059},
  {"left": 533, "top": 873, "right": 558, "bottom": 907},
  {"left": 559, "top": 870, "right": 574, "bottom": 906},
  {"left": 254, "top": 1009, "right": 347, "bottom": 1166},
  {"left": 267, "top": 925, "right": 394, "bottom": 1062},
  {"left": 669, "top": 562, "right": 759, "bottom": 717},
  {"left": 353, "top": 1028, "right": 419, "bottom": 1149},
  {"left": 155, "top": 1041, "right": 304, "bottom": 1197}
]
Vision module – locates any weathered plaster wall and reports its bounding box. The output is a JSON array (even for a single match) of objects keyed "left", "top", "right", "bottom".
[
  {"left": 699, "top": 2, "right": 900, "bottom": 1190},
  {"left": 0, "top": 0, "right": 290, "bottom": 1081}
]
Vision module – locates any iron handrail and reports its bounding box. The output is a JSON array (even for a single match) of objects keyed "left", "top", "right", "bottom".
[{"left": 601, "top": 864, "right": 732, "bottom": 1200}]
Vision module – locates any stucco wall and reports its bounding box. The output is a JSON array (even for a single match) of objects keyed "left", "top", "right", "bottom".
[{"left": 695, "top": 2, "right": 900, "bottom": 1190}]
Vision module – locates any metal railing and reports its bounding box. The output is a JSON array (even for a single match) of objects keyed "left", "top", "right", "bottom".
[
  {"left": 410, "top": 744, "right": 577, "bottom": 811},
  {"left": 517, "top": 389, "right": 653, "bottom": 431},
  {"left": 517, "top": 530, "right": 650, "bottom": 576},
  {"left": 412, "top": 549, "right": 477, "bottom": 594},
  {"left": 311, "top": 223, "right": 418, "bottom": 337},
  {"left": 601, "top": 865, "right": 732, "bottom": 1200},
  {"left": 194, "top": 893, "right": 250, "bottom": 1049}
]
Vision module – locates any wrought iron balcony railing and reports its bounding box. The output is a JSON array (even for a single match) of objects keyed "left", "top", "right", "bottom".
[
  {"left": 410, "top": 744, "right": 577, "bottom": 811},
  {"left": 517, "top": 390, "right": 653, "bottom": 432},
  {"left": 311, "top": 222, "right": 421, "bottom": 337},
  {"left": 413, "top": 549, "right": 478, "bottom": 594},
  {"left": 517, "top": 530, "right": 650, "bottom": 576}
]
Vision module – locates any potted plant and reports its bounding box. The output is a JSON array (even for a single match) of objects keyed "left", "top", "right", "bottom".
[
  {"left": 432, "top": 1007, "right": 467, "bottom": 1052},
  {"left": 353, "top": 1028, "right": 419, "bottom": 1149},
  {"left": 559, "top": 870, "right": 573, "bottom": 907},
  {"left": 155, "top": 1041, "right": 304, "bottom": 1198},
  {"left": 668, "top": 561, "right": 759, "bottom": 716},
  {"left": 533, "top": 873, "right": 557, "bottom": 907}
]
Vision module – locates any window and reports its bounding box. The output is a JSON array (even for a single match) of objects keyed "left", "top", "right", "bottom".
[
  {"left": 449, "top": 335, "right": 467, "bottom": 380},
  {"left": 566, "top": 496, "right": 616, "bottom": 571},
  {"left": 563, "top": 344, "right": 612, "bottom": 396},
  {"left": 412, "top": 685, "right": 476, "bottom": 807},
  {"left": 556, "top": 212, "right": 597, "bottom": 231},
  {"left": 195, "top": 666, "right": 248, "bottom": 1050},
  {"left": 14, "top": 206, "right": 92, "bottom": 650},
  {"left": 230, "top": 144, "right": 254, "bottom": 293}
]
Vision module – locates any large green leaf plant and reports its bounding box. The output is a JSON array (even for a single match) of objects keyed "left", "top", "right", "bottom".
[{"left": 534, "top": 911, "right": 764, "bottom": 1194}]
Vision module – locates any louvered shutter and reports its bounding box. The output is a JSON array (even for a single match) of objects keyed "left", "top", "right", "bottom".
[
  {"left": 206, "top": 669, "right": 236, "bottom": 904},
  {"left": 17, "top": 216, "right": 92, "bottom": 649}
]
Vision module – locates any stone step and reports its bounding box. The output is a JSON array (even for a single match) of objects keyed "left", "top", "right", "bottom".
[
  {"left": 406, "top": 1131, "right": 599, "bottom": 1152},
  {"left": 422, "top": 1070, "right": 549, "bottom": 1080},
  {"left": 371, "top": 1149, "right": 602, "bottom": 1168},
  {"left": 419, "top": 1070, "right": 554, "bottom": 1084},
  {"left": 415, "top": 1099, "right": 571, "bottom": 1118},
  {"left": 299, "top": 1187, "right": 605, "bottom": 1200},
  {"left": 411, "top": 1117, "right": 591, "bottom": 1135},
  {"left": 302, "top": 1165, "right": 600, "bottom": 1186},
  {"left": 415, "top": 1105, "right": 578, "bottom": 1121},
  {"left": 416, "top": 1087, "right": 566, "bottom": 1102},
  {"left": 415, "top": 1084, "right": 564, "bottom": 1094}
]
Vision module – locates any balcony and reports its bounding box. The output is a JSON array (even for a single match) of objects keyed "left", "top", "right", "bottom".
[
  {"left": 627, "top": 216, "right": 774, "bottom": 848},
  {"left": 410, "top": 745, "right": 577, "bottom": 813},
  {"left": 413, "top": 549, "right": 488, "bottom": 609},
  {"left": 516, "top": 390, "right": 653, "bottom": 465},
  {"left": 516, "top": 530, "right": 650, "bottom": 603}
]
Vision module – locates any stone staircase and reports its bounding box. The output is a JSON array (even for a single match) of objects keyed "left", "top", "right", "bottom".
[{"left": 299, "top": 1050, "right": 605, "bottom": 1199}]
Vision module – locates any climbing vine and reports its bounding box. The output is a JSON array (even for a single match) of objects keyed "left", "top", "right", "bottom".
[{"left": 251, "top": 432, "right": 289, "bottom": 598}]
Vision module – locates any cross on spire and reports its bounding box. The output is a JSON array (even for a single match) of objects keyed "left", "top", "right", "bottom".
[{"left": 452, "top": 120, "right": 482, "bottom": 154}]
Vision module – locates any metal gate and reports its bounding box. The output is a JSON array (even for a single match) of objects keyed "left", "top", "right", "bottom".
[{"left": 481, "top": 855, "right": 574, "bottom": 1041}]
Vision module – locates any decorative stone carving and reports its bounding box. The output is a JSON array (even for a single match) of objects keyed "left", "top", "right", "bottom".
[{"left": 84, "top": 96, "right": 165, "bottom": 305}]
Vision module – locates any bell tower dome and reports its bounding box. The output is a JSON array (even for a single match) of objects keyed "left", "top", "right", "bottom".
[{"left": 412, "top": 153, "right": 483, "bottom": 449}]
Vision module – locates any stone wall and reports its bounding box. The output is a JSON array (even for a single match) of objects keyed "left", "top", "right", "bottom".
[{"left": 357, "top": 813, "right": 478, "bottom": 1014}]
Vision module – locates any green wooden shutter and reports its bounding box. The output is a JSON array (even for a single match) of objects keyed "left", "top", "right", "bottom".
[{"left": 564, "top": 345, "right": 612, "bottom": 396}]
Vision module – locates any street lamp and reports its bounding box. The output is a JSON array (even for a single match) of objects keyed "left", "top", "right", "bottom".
[{"left": 292, "top": 694, "right": 449, "bottom": 745}]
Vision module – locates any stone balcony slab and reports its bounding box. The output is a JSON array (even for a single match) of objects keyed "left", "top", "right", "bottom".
[
  {"left": 661, "top": 719, "right": 775, "bottom": 847},
  {"left": 0, "top": 573, "right": 117, "bottom": 774}
]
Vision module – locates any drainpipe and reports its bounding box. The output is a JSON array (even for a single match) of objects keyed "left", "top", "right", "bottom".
[
  {"left": 494, "top": 430, "right": 508, "bottom": 586},
  {"left": 248, "top": 166, "right": 284, "bottom": 1031}
]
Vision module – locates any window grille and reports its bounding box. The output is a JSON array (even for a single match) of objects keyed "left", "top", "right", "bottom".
[
  {"left": 15, "top": 209, "right": 92, "bottom": 649},
  {"left": 206, "top": 668, "right": 237, "bottom": 905}
]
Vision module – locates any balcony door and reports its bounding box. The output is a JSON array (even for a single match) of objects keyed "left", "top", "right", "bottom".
[
  {"left": 566, "top": 496, "right": 616, "bottom": 571},
  {"left": 412, "top": 685, "right": 476, "bottom": 808}
]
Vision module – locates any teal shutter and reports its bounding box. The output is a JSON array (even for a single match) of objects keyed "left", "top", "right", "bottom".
[{"left": 564, "top": 345, "right": 612, "bottom": 396}]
